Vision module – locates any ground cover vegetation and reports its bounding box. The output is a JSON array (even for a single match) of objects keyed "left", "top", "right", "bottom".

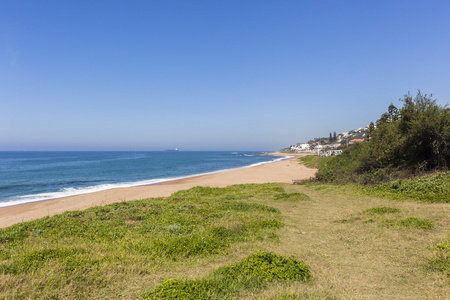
[
  {"left": 341, "top": 206, "right": 435, "bottom": 230},
  {"left": 429, "top": 238, "right": 450, "bottom": 277},
  {"left": 0, "top": 184, "right": 315, "bottom": 299},
  {"left": 313, "top": 91, "right": 450, "bottom": 184},
  {"left": 0, "top": 182, "right": 449, "bottom": 298},
  {"left": 289, "top": 91, "right": 450, "bottom": 295},
  {"left": 145, "top": 251, "right": 310, "bottom": 299},
  {"left": 299, "top": 167, "right": 450, "bottom": 204}
]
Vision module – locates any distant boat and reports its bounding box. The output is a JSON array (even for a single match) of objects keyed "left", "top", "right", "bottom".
[{"left": 164, "top": 148, "right": 179, "bottom": 152}]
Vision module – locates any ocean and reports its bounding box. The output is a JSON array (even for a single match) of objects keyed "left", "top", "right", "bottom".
[{"left": 0, "top": 151, "right": 286, "bottom": 208}]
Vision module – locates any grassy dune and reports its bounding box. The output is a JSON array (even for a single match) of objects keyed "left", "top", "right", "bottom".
[{"left": 0, "top": 183, "right": 449, "bottom": 299}]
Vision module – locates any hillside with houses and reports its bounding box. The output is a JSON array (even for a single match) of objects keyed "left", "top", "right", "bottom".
[{"left": 282, "top": 126, "right": 369, "bottom": 155}]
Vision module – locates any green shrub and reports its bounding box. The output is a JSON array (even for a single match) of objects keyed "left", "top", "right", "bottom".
[
  {"left": 146, "top": 278, "right": 217, "bottom": 300},
  {"left": 216, "top": 251, "right": 310, "bottom": 282},
  {"left": 312, "top": 91, "right": 450, "bottom": 185},
  {"left": 369, "top": 172, "right": 450, "bottom": 203},
  {"left": 144, "top": 251, "right": 310, "bottom": 299}
]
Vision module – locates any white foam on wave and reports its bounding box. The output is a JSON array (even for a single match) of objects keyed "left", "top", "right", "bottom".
[
  {"left": 0, "top": 178, "right": 173, "bottom": 208},
  {"left": 0, "top": 155, "right": 290, "bottom": 208}
]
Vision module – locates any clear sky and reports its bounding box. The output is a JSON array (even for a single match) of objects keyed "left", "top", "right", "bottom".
[{"left": 1, "top": 1, "right": 450, "bottom": 151}]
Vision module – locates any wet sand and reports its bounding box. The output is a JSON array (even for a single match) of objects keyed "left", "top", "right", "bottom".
[{"left": 0, "top": 153, "right": 315, "bottom": 228}]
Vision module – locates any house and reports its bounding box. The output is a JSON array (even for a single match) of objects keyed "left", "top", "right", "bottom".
[
  {"left": 314, "top": 144, "right": 324, "bottom": 153},
  {"left": 320, "top": 149, "right": 343, "bottom": 157},
  {"left": 349, "top": 138, "right": 365, "bottom": 145},
  {"left": 290, "top": 143, "right": 311, "bottom": 152}
]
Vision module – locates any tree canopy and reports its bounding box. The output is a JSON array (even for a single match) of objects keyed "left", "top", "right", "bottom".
[{"left": 316, "top": 91, "right": 450, "bottom": 184}]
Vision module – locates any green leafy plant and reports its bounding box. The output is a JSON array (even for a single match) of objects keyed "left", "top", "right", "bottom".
[
  {"left": 145, "top": 251, "right": 310, "bottom": 299},
  {"left": 216, "top": 251, "right": 310, "bottom": 282},
  {"left": 367, "top": 172, "right": 450, "bottom": 203}
]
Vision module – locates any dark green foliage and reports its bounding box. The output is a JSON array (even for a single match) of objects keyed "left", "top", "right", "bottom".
[
  {"left": 146, "top": 278, "right": 217, "bottom": 300},
  {"left": 144, "top": 251, "right": 310, "bottom": 299},
  {"left": 217, "top": 251, "right": 310, "bottom": 282},
  {"left": 367, "top": 172, "right": 450, "bottom": 203},
  {"left": 313, "top": 91, "right": 450, "bottom": 184}
]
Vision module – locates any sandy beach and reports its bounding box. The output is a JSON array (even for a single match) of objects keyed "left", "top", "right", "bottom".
[{"left": 0, "top": 153, "right": 315, "bottom": 228}]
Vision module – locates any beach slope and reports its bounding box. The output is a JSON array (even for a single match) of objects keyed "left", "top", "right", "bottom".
[{"left": 0, "top": 154, "right": 315, "bottom": 228}]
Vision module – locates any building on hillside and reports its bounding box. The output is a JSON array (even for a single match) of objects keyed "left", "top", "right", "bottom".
[
  {"left": 313, "top": 144, "right": 324, "bottom": 153},
  {"left": 290, "top": 143, "right": 311, "bottom": 152},
  {"left": 320, "top": 150, "right": 343, "bottom": 157},
  {"left": 328, "top": 143, "right": 341, "bottom": 149},
  {"left": 349, "top": 138, "right": 365, "bottom": 145}
]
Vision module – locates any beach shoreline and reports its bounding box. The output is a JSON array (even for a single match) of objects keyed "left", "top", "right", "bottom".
[{"left": 0, "top": 152, "right": 315, "bottom": 228}]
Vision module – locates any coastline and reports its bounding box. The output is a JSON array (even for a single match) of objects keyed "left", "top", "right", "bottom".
[{"left": 0, "top": 153, "right": 315, "bottom": 228}]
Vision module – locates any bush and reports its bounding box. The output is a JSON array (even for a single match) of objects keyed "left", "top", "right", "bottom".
[
  {"left": 367, "top": 172, "right": 450, "bottom": 203},
  {"left": 147, "top": 278, "right": 217, "bottom": 300},
  {"left": 216, "top": 251, "right": 310, "bottom": 282},
  {"left": 144, "top": 251, "right": 311, "bottom": 299},
  {"left": 313, "top": 91, "right": 450, "bottom": 185}
]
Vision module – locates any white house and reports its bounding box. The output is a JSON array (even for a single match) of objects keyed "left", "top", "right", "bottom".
[{"left": 290, "top": 143, "right": 311, "bottom": 152}]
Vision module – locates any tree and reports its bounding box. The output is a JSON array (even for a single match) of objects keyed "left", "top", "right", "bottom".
[
  {"left": 367, "top": 122, "right": 375, "bottom": 140},
  {"left": 398, "top": 91, "right": 450, "bottom": 169},
  {"left": 315, "top": 90, "right": 450, "bottom": 184}
]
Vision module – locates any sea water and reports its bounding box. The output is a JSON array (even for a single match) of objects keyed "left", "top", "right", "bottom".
[{"left": 0, "top": 151, "right": 286, "bottom": 207}]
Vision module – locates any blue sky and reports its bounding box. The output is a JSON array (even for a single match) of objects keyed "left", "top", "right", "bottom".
[{"left": 1, "top": 1, "right": 449, "bottom": 151}]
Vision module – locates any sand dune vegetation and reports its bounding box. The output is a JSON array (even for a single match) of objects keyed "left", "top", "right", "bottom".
[{"left": 0, "top": 181, "right": 448, "bottom": 299}]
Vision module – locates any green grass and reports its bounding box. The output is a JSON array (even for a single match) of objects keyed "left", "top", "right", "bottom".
[
  {"left": 380, "top": 217, "right": 435, "bottom": 230},
  {"left": 0, "top": 184, "right": 287, "bottom": 299},
  {"left": 0, "top": 181, "right": 448, "bottom": 299},
  {"left": 298, "top": 155, "right": 329, "bottom": 169},
  {"left": 363, "top": 206, "right": 401, "bottom": 215},
  {"left": 303, "top": 172, "right": 450, "bottom": 203},
  {"left": 274, "top": 192, "right": 310, "bottom": 202},
  {"left": 144, "top": 251, "right": 310, "bottom": 299},
  {"left": 428, "top": 239, "right": 450, "bottom": 276},
  {"left": 341, "top": 207, "right": 434, "bottom": 230}
]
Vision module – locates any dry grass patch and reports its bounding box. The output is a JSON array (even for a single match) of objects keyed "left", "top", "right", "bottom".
[{"left": 253, "top": 183, "right": 450, "bottom": 299}]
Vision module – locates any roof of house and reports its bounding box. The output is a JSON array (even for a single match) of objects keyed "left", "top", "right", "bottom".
[{"left": 350, "top": 138, "right": 365, "bottom": 143}]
